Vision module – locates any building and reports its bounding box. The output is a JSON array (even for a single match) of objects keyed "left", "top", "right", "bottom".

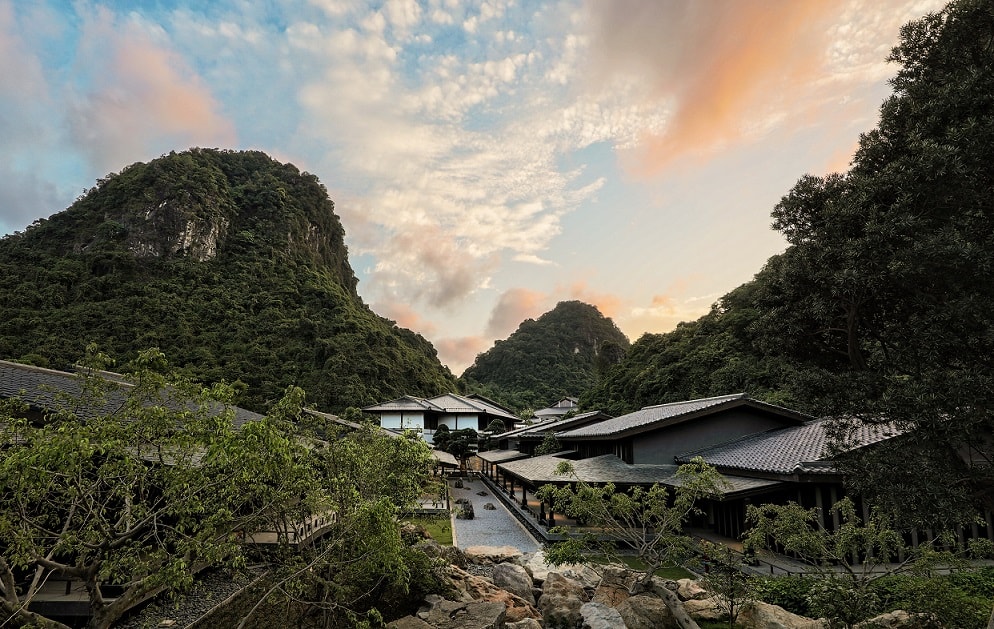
[{"left": 362, "top": 392, "right": 519, "bottom": 443}]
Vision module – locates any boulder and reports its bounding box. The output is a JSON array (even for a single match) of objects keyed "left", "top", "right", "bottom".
[
  {"left": 447, "top": 566, "right": 541, "bottom": 623},
  {"left": 560, "top": 564, "right": 602, "bottom": 590},
  {"left": 417, "top": 597, "right": 505, "bottom": 629},
  {"left": 493, "top": 563, "right": 536, "bottom": 605},
  {"left": 856, "top": 610, "right": 940, "bottom": 629},
  {"left": 590, "top": 565, "right": 636, "bottom": 608},
  {"left": 456, "top": 502, "right": 475, "bottom": 520},
  {"left": 616, "top": 594, "right": 676, "bottom": 629},
  {"left": 506, "top": 619, "right": 542, "bottom": 629},
  {"left": 538, "top": 572, "right": 587, "bottom": 629},
  {"left": 386, "top": 616, "right": 433, "bottom": 629},
  {"left": 484, "top": 503, "right": 497, "bottom": 510},
  {"left": 477, "top": 491, "right": 489, "bottom": 496},
  {"left": 676, "top": 578, "right": 709, "bottom": 601},
  {"left": 520, "top": 551, "right": 554, "bottom": 584},
  {"left": 414, "top": 538, "right": 467, "bottom": 569},
  {"left": 580, "top": 601, "right": 626, "bottom": 629},
  {"left": 683, "top": 596, "right": 724, "bottom": 621},
  {"left": 737, "top": 600, "right": 829, "bottom": 629},
  {"left": 465, "top": 545, "right": 524, "bottom": 564},
  {"left": 454, "top": 479, "right": 464, "bottom": 489}
]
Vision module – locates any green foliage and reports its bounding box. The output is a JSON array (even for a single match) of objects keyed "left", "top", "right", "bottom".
[
  {"left": 462, "top": 301, "right": 630, "bottom": 411},
  {"left": 0, "top": 149, "right": 456, "bottom": 414},
  {"left": 538, "top": 457, "right": 727, "bottom": 589},
  {"left": 533, "top": 432, "right": 562, "bottom": 456},
  {"left": 750, "top": 576, "right": 817, "bottom": 618},
  {"left": 699, "top": 541, "right": 752, "bottom": 628},
  {"left": 582, "top": 282, "right": 812, "bottom": 416},
  {"left": 0, "top": 350, "right": 314, "bottom": 629}
]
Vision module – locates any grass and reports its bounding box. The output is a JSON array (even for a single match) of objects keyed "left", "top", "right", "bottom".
[{"left": 404, "top": 515, "right": 453, "bottom": 546}]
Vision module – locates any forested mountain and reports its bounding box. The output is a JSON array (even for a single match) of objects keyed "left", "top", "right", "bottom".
[
  {"left": 0, "top": 149, "right": 456, "bottom": 412},
  {"left": 461, "top": 300, "right": 629, "bottom": 412}
]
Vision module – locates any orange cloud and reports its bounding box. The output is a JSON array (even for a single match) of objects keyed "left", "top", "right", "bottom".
[
  {"left": 435, "top": 336, "right": 492, "bottom": 376},
  {"left": 486, "top": 288, "right": 549, "bottom": 337},
  {"left": 560, "top": 281, "right": 623, "bottom": 318},
  {"left": 69, "top": 7, "right": 236, "bottom": 173},
  {"left": 373, "top": 301, "right": 438, "bottom": 336},
  {"left": 587, "top": 1, "right": 838, "bottom": 175}
]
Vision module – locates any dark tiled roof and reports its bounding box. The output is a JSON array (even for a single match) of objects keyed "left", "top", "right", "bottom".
[
  {"left": 498, "top": 453, "right": 780, "bottom": 496},
  {"left": 557, "top": 394, "right": 810, "bottom": 439},
  {"left": 363, "top": 392, "right": 518, "bottom": 421},
  {"left": 516, "top": 410, "right": 613, "bottom": 439},
  {"left": 477, "top": 448, "right": 531, "bottom": 464},
  {"left": 493, "top": 420, "right": 558, "bottom": 440},
  {"left": 0, "top": 359, "right": 263, "bottom": 428},
  {"left": 675, "top": 418, "right": 900, "bottom": 475}
]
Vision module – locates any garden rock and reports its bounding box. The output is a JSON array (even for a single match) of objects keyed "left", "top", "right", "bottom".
[
  {"left": 413, "top": 538, "right": 467, "bottom": 569},
  {"left": 456, "top": 502, "right": 475, "bottom": 520},
  {"left": 417, "top": 597, "right": 506, "bottom": 629},
  {"left": 477, "top": 491, "right": 488, "bottom": 496},
  {"left": 493, "top": 563, "right": 536, "bottom": 605},
  {"left": 506, "top": 619, "right": 542, "bottom": 629},
  {"left": 484, "top": 503, "right": 497, "bottom": 510},
  {"left": 683, "top": 596, "right": 724, "bottom": 621},
  {"left": 446, "top": 566, "right": 541, "bottom": 623},
  {"left": 856, "top": 610, "right": 939, "bottom": 628},
  {"left": 454, "top": 479, "right": 464, "bottom": 489},
  {"left": 580, "top": 601, "right": 626, "bottom": 629},
  {"left": 616, "top": 593, "right": 676, "bottom": 629},
  {"left": 465, "top": 545, "right": 524, "bottom": 564},
  {"left": 560, "top": 564, "right": 602, "bottom": 590},
  {"left": 737, "top": 600, "right": 828, "bottom": 629},
  {"left": 590, "top": 565, "right": 635, "bottom": 607},
  {"left": 386, "top": 615, "right": 433, "bottom": 629},
  {"left": 538, "top": 572, "right": 586, "bottom": 629},
  {"left": 676, "top": 578, "right": 709, "bottom": 601}
]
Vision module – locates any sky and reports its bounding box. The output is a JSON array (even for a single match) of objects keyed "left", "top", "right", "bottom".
[{"left": 0, "top": 0, "right": 946, "bottom": 375}]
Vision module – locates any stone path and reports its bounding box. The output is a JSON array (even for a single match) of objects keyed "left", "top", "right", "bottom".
[{"left": 448, "top": 477, "right": 541, "bottom": 553}]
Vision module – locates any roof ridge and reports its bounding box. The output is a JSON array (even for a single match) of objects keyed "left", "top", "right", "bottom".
[{"left": 640, "top": 393, "right": 747, "bottom": 411}]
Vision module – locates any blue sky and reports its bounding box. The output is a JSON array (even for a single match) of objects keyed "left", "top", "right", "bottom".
[{"left": 0, "top": 0, "right": 945, "bottom": 374}]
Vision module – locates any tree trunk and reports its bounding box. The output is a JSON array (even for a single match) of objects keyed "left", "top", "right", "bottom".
[
  {"left": 0, "top": 603, "right": 72, "bottom": 629},
  {"left": 656, "top": 585, "right": 702, "bottom": 629},
  {"left": 986, "top": 602, "right": 994, "bottom": 629}
]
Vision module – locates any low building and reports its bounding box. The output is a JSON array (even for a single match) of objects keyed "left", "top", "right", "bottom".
[{"left": 363, "top": 392, "right": 518, "bottom": 443}]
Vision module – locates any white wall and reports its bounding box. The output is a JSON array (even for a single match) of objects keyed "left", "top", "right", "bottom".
[
  {"left": 379, "top": 412, "right": 425, "bottom": 431},
  {"left": 437, "top": 413, "right": 479, "bottom": 430}
]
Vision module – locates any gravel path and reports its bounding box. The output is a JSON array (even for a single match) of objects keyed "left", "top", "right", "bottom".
[
  {"left": 117, "top": 568, "right": 261, "bottom": 629},
  {"left": 448, "top": 478, "right": 540, "bottom": 553}
]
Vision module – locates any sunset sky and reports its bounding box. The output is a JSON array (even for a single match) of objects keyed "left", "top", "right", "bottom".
[{"left": 0, "top": 0, "right": 945, "bottom": 374}]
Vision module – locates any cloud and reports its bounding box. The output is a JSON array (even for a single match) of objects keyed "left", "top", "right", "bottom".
[
  {"left": 560, "top": 281, "right": 622, "bottom": 318},
  {"left": 435, "top": 336, "right": 491, "bottom": 375},
  {"left": 373, "top": 300, "right": 438, "bottom": 336},
  {"left": 584, "top": 0, "right": 946, "bottom": 175},
  {"left": 486, "top": 288, "right": 549, "bottom": 338},
  {"left": 66, "top": 7, "right": 236, "bottom": 175}
]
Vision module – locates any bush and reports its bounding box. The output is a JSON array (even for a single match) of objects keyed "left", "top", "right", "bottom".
[{"left": 750, "top": 575, "right": 816, "bottom": 617}]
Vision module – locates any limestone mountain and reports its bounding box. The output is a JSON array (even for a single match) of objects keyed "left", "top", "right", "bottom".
[
  {"left": 0, "top": 148, "right": 456, "bottom": 412},
  {"left": 461, "top": 301, "right": 629, "bottom": 412}
]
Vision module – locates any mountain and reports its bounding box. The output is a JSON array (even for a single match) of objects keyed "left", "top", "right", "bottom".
[
  {"left": 0, "top": 148, "right": 456, "bottom": 412},
  {"left": 461, "top": 301, "right": 629, "bottom": 412}
]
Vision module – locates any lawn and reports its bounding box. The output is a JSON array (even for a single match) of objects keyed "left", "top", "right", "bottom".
[{"left": 404, "top": 515, "right": 453, "bottom": 546}]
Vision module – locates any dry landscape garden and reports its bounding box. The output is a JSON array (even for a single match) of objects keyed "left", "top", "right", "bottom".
[{"left": 1, "top": 1, "right": 994, "bottom": 627}]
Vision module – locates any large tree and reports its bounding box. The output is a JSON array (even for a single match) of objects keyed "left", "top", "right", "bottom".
[{"left": 755, "top": 0, "right": 994, "bottom": 527}]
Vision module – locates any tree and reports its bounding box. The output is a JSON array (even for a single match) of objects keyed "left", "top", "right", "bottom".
[
  {"left": 533, "top": 432, "right": 562, "bottom": 456},
  {"left": 478, "top": 418, "right": 507, "bottom": 452},
  {"left": 0, "top": 349, "right": 311, "bottom": 629},
  {"left": 742, "top": 498, "right": 988, "bottom": 628},
  {"left": 754, "top": 0, "right": 994, "bottom": 528},
  {"left": 537, "top": 457, "right": 727, "bottom": 629},
  {"left": 698, "top": 541, "right": 752, "bottom": 628}
]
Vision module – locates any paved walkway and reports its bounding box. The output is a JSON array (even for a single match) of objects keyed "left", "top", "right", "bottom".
[{"left": 448, "top": 477, "right": 541, "bottom": 553}]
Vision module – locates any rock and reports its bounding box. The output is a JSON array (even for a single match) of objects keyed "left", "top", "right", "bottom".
[
  {"left": 538, "top": 572, "right": 587, "bottom": 629},
  {"left": 447, "top": 565, "right": 541, "bottom": 623},
  {"left": 520, "top": 550, "right": 555, "bottom": 584},
  {"left": 386, "top": 616, "right": 433, "bottom": 629},
  {"left": 483, "top": 502, "right": 497, "bottom": 510},
  {"left": 676, "top": 578, "right": 709, "bottom": 601},
  {"left": 477, "top": 491, "right": 489, "bottom": 496},
  {"left": 580, "top": 601, "right": 626, "bottom": 629},
  {"left": 616, "top": 594, "right": 676, "bottom": 629},
  {"left": 454, "top": 479, "right": 464, "bottom": 489},
  {"left": 590, "top": 565, "right": 636, "bottom": 608},
  {"left": 493, "top": 563, "right": 536, "bottom": 605},
  {"left": 683, "top": 596, "right": 724, "bottom": 621},
  {"left": 465, "top": 545, "right": 524, "bottom": 564},
  {"left": 417, "top": 597, "right": 506, "bottom": 629},
  {"left": 560, "top": 564, "right": 602, "bottom": 590},
  {"left": 856, "top": 610, "right": 939, "bottom": 628},
  {"left": 456, "top": 502, "right": 475, "bottom": 520},
  {"left": 506, "top": 619, "right": 542, "bottom": 629},
  {"left": 455, "top": 497, "right": 471, "bottom": 504},
  {"left": 413, "top": 538, "right": 467, "bottom": 568},
  {"left": 737, "top": 600, "right": 829, "bottom": 629}
]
